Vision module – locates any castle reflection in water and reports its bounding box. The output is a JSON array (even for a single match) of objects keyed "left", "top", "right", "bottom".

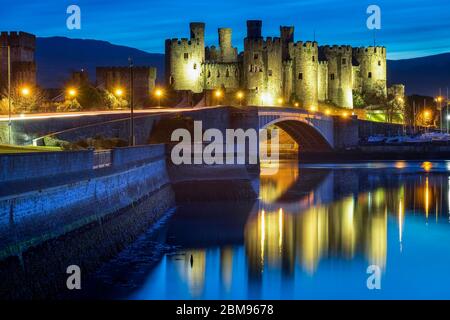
[{"left": 137, "top": 161, "right": 450, "bottom": 299}]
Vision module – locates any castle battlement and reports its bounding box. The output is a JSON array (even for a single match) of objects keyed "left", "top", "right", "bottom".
[
  {"left": 165, "top": 20, "right": 388, "bottom": 109},
  {"left": 292, "top": 41, "right": 318, "bottom": 48},
  {"left": 165, "top": 38, "right": 197, "bottom": 48},
  {"left": 0, "top": 31, "right": 35, "bottom": 48},
  {"left": 353, "top": 46, "right": 386, "bottom": 57},
  {"left": 321, "top": 45, "right": 352, "bottom": 53}
]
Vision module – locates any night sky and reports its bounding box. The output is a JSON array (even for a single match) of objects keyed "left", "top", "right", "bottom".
[{"left": 1, "top": 0, "right": 450, "bottom": 59}]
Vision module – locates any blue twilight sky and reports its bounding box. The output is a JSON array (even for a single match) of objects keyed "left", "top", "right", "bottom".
[{"left": 1, "top": 0, "right": 449, "bottom": 60}]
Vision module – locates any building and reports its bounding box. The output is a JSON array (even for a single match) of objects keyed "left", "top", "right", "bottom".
[
  {"left": 0, "top": 31, "right": 36, "bottom": 94},
  {"left": 96, "top": 67, "right": 157, "bottom": 107},
  {"left": 165, "top": 21, "right": 389, "bottom": 109}
]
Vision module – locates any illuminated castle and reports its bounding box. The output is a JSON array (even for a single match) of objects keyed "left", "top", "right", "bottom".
[{"left": 165, "top": 20, "right": 388, "bottom": 109}]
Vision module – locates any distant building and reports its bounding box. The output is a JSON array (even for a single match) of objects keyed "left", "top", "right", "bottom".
[
  {"left": 165, "top": 21, "right": 390, "bottom": 108},
  {"left": 96, "top": 67, "right": 157, "bottom": 107},
  {"left": 0, "top": 31, "right": 36, "bottom": 94}
]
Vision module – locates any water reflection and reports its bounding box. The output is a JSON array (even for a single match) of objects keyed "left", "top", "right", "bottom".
[{"left": 125, "top": 161, "right": 450, "bottom": 299}]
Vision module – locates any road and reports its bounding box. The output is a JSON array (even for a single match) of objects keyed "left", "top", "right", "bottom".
[{"left": 0, "top": 106, "right": 223, "bottom": 122}]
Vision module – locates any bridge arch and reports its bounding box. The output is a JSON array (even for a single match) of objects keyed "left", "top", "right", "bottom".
[{"left": 261, "top": 116, "right": 333, "bottom": 152}]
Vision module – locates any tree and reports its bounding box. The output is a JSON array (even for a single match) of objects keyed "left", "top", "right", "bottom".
[{"left": 0, "top": 85, "right": 47, "bottom": 113}]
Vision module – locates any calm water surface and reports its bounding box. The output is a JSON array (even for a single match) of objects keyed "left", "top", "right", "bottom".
[{"left": 91, "top": 160, "right": 450, "bottom": 299}]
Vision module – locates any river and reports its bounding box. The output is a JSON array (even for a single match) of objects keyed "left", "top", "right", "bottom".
[{"left": 83, "top": 160, "right": 450, "bottom": 299}]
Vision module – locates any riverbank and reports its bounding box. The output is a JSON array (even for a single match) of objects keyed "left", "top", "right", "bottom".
[{"left": 299, "top": 146, "right": 450, "bottom": 162}]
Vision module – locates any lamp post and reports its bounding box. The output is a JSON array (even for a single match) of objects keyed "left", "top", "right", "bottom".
[
  {"left": 154, "top": 88, "right": 163, "bottom": 107},
  {"left": 215, "top": 89, "right": 222, "bottom": 106},
  {"left": 1, "top": 45, "right": 12, "bottom": 144},
  {"left": 129, "top": 57, "right": 135, "bottom": 146},
  {"left": 67, "top": 87, "right": 77, "bottom": 110},
  {"left": 236, "top": 91, "right": 244, "bottom": 106}
]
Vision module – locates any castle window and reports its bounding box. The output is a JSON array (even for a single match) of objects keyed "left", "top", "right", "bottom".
[
  {"left": 298, "top": 73, "right": 303, "bottom": 80},
  {"left": 268, "top": 70, "right": 273, "bottom": 76},
  {"left": 342, "top": 58, "right": 346, "bottom": 65},
  {"left": 169, "top": 76, "right": 174, "bottom": 85},
  {"left": 378, "top": 60, "right": 381, "bottom": 66},
  {"left": 184, "top": 53, "right": 189, "bottom": 60},
  {"left": 259, "top": 67, "right": 263, "bottom": 72},
  {"left": 217, "top": 71, "right": 220, "bottom": 78},
  {"left": 249, "top": 65, "right": 252, "bottom": 72},
  {"left": 193, "top": 63, "right": 197, "bottom": 69},
  {"left": 368, "top": 72, "right": 372, "bottom": 78},
  {"left": 207, "top": 70, "right": 211, "bottom": 78},
  {"left": 254, "top": 53, "right": 259, "bottom": 60},
  {"left": 226, "top": 69, "right": 230, "bottom": 77},
  {"left": 330, "top": 74, "right": 335, "bottom": 80},
  {"left": 312, "top": 56, "right": 315, "bottom": 62}
]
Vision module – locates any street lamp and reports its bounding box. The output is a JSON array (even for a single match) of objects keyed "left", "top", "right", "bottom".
[
  {"left": 215, "top": 89, "right": 223, "bottom": 105},
  {"left": 277, "top": 98, "right": 284, "bottom": 106},
  {"left": 20, "top": 86, "right": 31, "bottom": 97},
  {"left": 114, "top": 88, "right": 124, "bottom": 97},
  {"left": 67, "top": 87, "right": 77, "bottom": 110},
  {"left": 0, "top": 45, "right": 11, "bottom": 144},
  {"left": 67, "top": 88, "right": 77, "bottom": 97},
  {"left": 128, "top": 57, "right": 135, "bottom": 146},
  {"left": 154, "top": 88, "right": 163, "bottom": 107},
  {"left": 236, "top": 91, "right": 244, "bottom": 106}
]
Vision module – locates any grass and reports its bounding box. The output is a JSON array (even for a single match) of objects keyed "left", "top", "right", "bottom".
[{"left": 0, "top": 144, "right": 62, "bottom": 154}]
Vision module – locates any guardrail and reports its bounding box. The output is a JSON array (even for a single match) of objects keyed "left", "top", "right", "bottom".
[{"left": 93, "top": 150, "right": 112, "bottom": 169}]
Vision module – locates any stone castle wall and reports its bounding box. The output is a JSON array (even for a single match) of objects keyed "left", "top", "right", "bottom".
[
  {"left": 0, "top": 31, "right": 36, "bottom": 89},
  {"left": 96, "top": 66, "right": 157, "bottom": 107},
  {"left": 165, "top": 21, "right": 388, "bottom": 109},
  {"left": 322, "top": 45, "right": 354, "bottom": 109},
  {"left": 291, "top": 41, "right": 319, "bottom": 108},
  {"left": 353, "top": 46, "right": 387, "bottom": 96}
]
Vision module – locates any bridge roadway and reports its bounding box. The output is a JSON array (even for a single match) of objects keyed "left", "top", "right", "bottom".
[{"left": 0, "top": 105, "right": 362, "bottom": 150}]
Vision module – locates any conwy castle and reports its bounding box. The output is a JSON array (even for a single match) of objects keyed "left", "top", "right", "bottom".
[{"left": 165, "top": 20, "right": 389, "bottom": 109}]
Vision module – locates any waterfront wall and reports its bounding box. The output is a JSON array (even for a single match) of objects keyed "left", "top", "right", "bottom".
[
  {"left": 0, "top": 144, "right": 173, "bottom": 262},
  {"left": 0, "top": 150, "right": 93, "bottom": 182}
]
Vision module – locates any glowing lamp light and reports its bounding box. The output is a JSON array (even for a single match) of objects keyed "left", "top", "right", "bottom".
[
  {"left": 155, "top": 88, "right": 163, "bottom": 97},
  {"left": 424, "top": 110, "right": 431, "bottom": 118},
  {"left": 215, "top": 89, "right": 223, "bottom": 98},
  {"left": 115, "top": 88, "right": 124, "bottom": 97},
  {"left": 261, "top": 92, "right": 274, "bottom": 106},
  {"left": 447, "top": 114, "right": 450, "bottom": 121},
  {"left": 67, "top": 88, "right": 77, "bottom": 97},
  {"left": 325, "top": 109, "right": 331, "bottom": 115},
  {"left": 342, "top": 111, "right": 349, "bottom": 118},
  {"left": 237, "top": 91, "right": 244, "bottom": 99},
  {"left": 294, "top": 102, "right": 299, "bottom": 107},
  {"left": 309, "top": 106, "right": 317, "bottom": 112},
  {"left": 277, "top": 98, "right": 284, "bottom": 105},
  {"left": 20, "top": 87, "right": 30, "bottom": 97}
]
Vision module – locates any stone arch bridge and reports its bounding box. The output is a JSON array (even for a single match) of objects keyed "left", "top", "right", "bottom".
[{"left": 2, "top": 106, "right": 379, "bottom": 152}]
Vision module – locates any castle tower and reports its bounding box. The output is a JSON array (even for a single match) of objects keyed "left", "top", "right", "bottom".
[
  {"left": 218, "top": 28, "right": 237, "bottom": 62},
  {"left": 322, "top": 45, "right": 353, "bottom": 109},
  {"left": 243, "top": 20, "right": 265, "bottom": 104},
  {"left": 265, "top": 37, "right": 283, "bottom": 104},
  {"left": 291, "top": 41, "right": 319, "bottom": 109},
  {"left": 353, "top": 46, "right": 387, "bottom": 97},
  {"left": 0, "top": 31, "right": 36, "bottom": 90},
  {"left": 280, "top": 26, "right": 294, "bottom": 60},
  {"left": 165, "top": 22, "right": 205, "bottom": 93}
]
